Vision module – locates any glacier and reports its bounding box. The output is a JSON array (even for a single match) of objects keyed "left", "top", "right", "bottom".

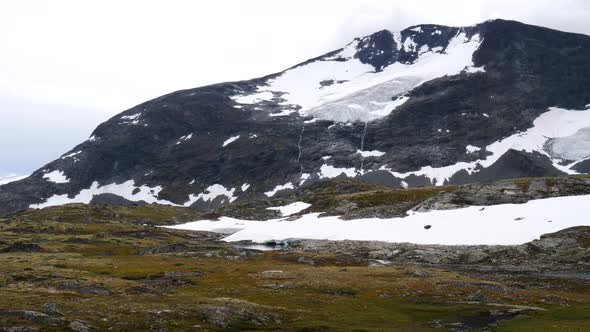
[{"left": 232, "top": 31, "right": 484, "bottom": 123}]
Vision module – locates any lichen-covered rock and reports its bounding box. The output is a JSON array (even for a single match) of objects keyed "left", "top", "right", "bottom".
[
  {"left": 288, "top": 226, "right": 590, "bottom": 276},
  {"left": 196, "top": 299, "right": 281, "bottom": 328},
  {"left": 68, "top": 320, "right": 91, "bottom": 332},
  {"left": 0, "top": 310, "right": 61, "bottom": 326},
  {"left": 413, "top": 176, "right": 590, "bottom": 212},
  {"left": 56, "top": 281, "right": 111, "bottom": 296}
]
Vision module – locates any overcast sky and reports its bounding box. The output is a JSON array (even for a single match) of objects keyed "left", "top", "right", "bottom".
[{"left": 1, "top": 0, "right": 589, "bottom": 177}]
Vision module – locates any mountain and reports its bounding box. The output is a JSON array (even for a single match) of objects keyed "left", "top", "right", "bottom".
[{"left": 2, "top": 19, "right": 590, "bottom": 214}]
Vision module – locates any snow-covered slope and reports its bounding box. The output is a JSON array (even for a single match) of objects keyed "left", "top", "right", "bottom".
[
  {"left": 380, "top": 106, "right": 590, "bottom": 185},
  {"left": 168, "top": 194, "right": 590, "bottom": 245},
  {"left": 233, "top": 30, "right": 483, "bottom": 122},
  {"left": 0, "top": 175, "right": 27, "bottom": 187}
]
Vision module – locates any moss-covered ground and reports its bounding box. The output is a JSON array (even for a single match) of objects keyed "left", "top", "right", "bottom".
[{"left": 0, "top": 204, "right": 588, "bottom": 331}]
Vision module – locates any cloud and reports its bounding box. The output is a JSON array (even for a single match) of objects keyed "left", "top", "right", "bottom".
[
  {"left": 0, "top": 0, "right": 588, "bottom": 174},
  {"left": 0, "top": 93, "right": 109, "bottom": 176}
]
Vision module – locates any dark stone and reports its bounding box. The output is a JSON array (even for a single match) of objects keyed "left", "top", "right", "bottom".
[
  {"left": 162, "top": 270, "right": 203, "bottom": 278},
  {"left": 0, "top": 243, "right": 45, "bottom": 253},
  {"left": 41, "top": 303, "right": 62, "bottom": 317},
  {"left": 90, "top": 193, "right": 146, "bottom": 206},
  {"left": 319, "top": 80, "right": 334, "bottom": 87},
  {"left": 0, "top": 310, "right": 61, "bottom": 326},
  {"left": 132, "top": 243, "right": 189, "bottom": 255},
  {"left": 68, "top": 320, "right": 91, "bottom": 332},
  {"left": 0, "top": 327, "right": 40, "bottom": 332},
  {"left": 197, "top": 302, "right": 281, "bottom": 328},
  {"left": 56, "top": 281, "right": 111, "bottom": 295}
]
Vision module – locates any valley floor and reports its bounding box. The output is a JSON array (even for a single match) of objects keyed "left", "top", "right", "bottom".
[{"left": 0, "top": 205, "right": 589, "bottom": 331}]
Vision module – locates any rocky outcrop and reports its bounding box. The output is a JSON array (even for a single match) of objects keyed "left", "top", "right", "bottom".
[
  {"left": 287, "top": 226, "right": 590, "bottom": 275},
  {"left": 0, "top": 243, "right": 45, "bottom": 253},
  {"left": 414, "top": 175, "right": 590, "bottom": 211},
  {"left": 196, "top": 299, "right": 281, "bottom": 328}
]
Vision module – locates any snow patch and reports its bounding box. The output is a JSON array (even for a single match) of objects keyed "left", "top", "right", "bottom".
[
  {"left": 403, "top": 36, "right": 417, "bottom": 52},
  {"left": 176, "top": 133, "right": 193, "bottom": 144},
  {"left": 267, "top": 201, "right": 311, "bottom": 216},
  {"left": 418, "top": 44, "right": 430, "bottom": 55},
  {"left": 464, "top": 66, "right": 486, "bottom": 73},
  {"left": 169, "top": 194, "right": 590, "bottom": 246},
  {"left": 392, "top": 32, "right": 402, "bottom": 51},
  {"left": 31, "top": 180, "right": 176, "bottom": 209},
  {"left": 121, "top": 113, "right": 140, "bottom": 120},
  {"left": 269, "top": 110, "right": 297, "bottom": 117},
  {"left": 381, "top": 107, "right": 590, "bottom": 185},
  {"left": 319, "top": 164, "right": 357, "bottom": 179},
  {"left": 241, "top": 183, "right": 251, "bottom": 192},
  {"left": 265, "top": 182, "right": 295, "bottom": 197},
  {"left": 466, "top": 145, "right": 481, "bottom": 153},
  {"left": 185, "top": 184, "right": 237, "bottom": 206},
  {"left": 43, "top": 170, "right": 69, "bottom": 184},
  {"left": 120, "top": 113, "right": 141, "bottom": 125},
  {"left": 331, "top": 39, "right": 360, "bottom": 59},
  {"left": 233, "top": 91, "right": 274, "bottom": 104},
  {"left": 299, "top": 173, "right": 310, "bottom": 185},
  {"left": 61, "top": 151, "right": 82, "bottom": 159},
  {"left": 357, "top": 150, "right": 386, "bottom": 157},
  {"left": 222, "top": 135, "right": 240, "bottom": 147}
]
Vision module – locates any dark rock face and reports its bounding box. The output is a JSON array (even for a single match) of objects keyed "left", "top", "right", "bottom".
[
  {"left": 90, "top": 193, "right": 145, "bottom": 206},
  {"left": 0, "top": 243, "right": 45, "bottom": 253},
  {"left": 414, "top": 175, "right": 590, "bottom": 212},
  {"left": 449, "top": 150, "right": 565, "bottom": 185},
  {"left": 352, "top": 25, "right": 474, "bottom": 71},
  {"left": 2, "top": 19, "right": 590, "bottom": 214}
]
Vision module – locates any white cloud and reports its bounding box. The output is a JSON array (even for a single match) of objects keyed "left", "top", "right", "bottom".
[
  {"left": 1, "top": 1, "right": 588, "bottom": 113},
  {"left": 0, "top": 93, "right": 108, "bottom": 175},
  {"left": 0, "top": 0, "right": 588, "bottom": 174}
]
